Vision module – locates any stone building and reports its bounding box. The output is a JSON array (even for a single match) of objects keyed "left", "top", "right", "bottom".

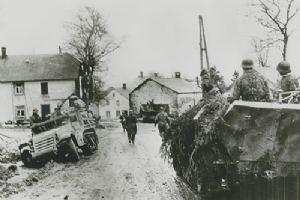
[{"left": 129, "top": 72, "right": 202, "bottom": 115}]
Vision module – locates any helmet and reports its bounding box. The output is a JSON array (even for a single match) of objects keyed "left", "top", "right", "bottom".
[
  {"left": 200, "top": 69, "right": 208, "bottom": 77},
  {"left": 277, "top": 61, "right": 291, "bottom": 74},
  {"left": 241, "top": 58, "right": 254, "bottom": 70},
  {"left": 209, "top": 66, "right": 217, "bottom": 72}
]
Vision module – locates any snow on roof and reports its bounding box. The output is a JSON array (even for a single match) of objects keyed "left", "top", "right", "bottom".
[
  {"left": 131, "top": 77, "right": 202, "bottom": 94},
  {"left": 0, "top": 53, "right": 80, "bottom": 82},
  {"left": 114, "top": 88, "right": 131, "bottom": 99}
]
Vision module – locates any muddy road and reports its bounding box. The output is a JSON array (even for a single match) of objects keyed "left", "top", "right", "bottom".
[{"left": 9, "top": 123, "right": 198, "bottom": 200}]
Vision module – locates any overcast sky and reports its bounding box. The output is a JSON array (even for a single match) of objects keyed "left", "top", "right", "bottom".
[{"left": 0, "top": 0, "right": 299, "bottom": 87}]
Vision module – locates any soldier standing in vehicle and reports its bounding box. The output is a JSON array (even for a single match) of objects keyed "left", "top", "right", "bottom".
[
  {"left": 277, "top": 61, "right": 299, "bottom": 92},
  {"left": 232, "top": 58, "right": 270, "bottom": 102},
  {"left": 209, "top": 66, "right": 226, "bottom": 94},
  {"left": 155, "top": 107, "right": 170, "bottom": 138},
  {"left": 126, "top": 110, "right": 137, "bottom": 144},
  {"left": 200, "top": 69, "right": 213, "bottom": 99},
  {"left": 30, "top": 108, "right": 42, "bottom": 125}
]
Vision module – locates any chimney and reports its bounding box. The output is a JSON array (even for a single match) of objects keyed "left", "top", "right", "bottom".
[
  {"left": 154, "top": 73, "right": 158, "bottom": 77},
  {"left": 59, "top": 46, "right": 62, "bottom": 54},
  {"left": 122, "top": 83, "right": 127, "bottom": 90},
  {"left": 2, "top": 47, "right": 7, "bottom": 59},
  {"left": 175, "top": 72, "right": 181, "bottom": 78},
  {"left": 140, "top": 72, "right": 144, "bottom": 78}
]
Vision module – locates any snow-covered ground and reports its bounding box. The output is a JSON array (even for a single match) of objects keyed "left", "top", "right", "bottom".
[
  {"left": 0, "top": 128, "right": 31, "bottom": 154},
  {"left": 6, "top": 123, "right": 198, "bottom": 200}
]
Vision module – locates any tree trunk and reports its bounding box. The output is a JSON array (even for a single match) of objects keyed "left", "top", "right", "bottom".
[
  {"left": 282, "top": 35, "right": 288, "bottom": 61},
  {"left": 81, "top": 75, "right": 88, "bottom": 103},
  {"left": 88, "top": 75, "right": 94, "bottom": 102}
]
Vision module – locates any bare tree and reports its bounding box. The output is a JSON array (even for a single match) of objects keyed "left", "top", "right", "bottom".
[
  {"left": 251, "top": 37, "right": 270, "bottom": 67},
  {"left": 250, "top": 0, "right": 299, "bottom": 60},
  {"left": 66, "top": 6, "right": 120, "bottom": 103}
]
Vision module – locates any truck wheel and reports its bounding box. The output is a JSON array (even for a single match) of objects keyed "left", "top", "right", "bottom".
[
  {"left": 82, "top": 133, "right": 98, "bottom": 155},
  {"left": 66, "top": 139, "right": 80, "bottom": 162},
  {"left": 21, "top": 150, "right": 34, "bottom": 167}
]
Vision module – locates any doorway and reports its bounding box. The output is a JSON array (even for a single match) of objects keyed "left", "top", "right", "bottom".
[{"left": 41, "top": 104, "right": 50, "bottom": 121}]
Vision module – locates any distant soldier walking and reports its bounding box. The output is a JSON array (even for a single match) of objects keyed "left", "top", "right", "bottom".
[
  {"left": 155, "top": 107, "right": 170, "bottom": 138},
  {"left": 126, "top": 110, "right": 137, "bottom": 144},
  {"left": 277, "top": 61, "right": 299, "bottom": 92},
  {"left": 232, "top": 58, "right": 270, "bottom": 102},
  {"left": 120, "top": 111, "right": 128, "bottom": 133}
]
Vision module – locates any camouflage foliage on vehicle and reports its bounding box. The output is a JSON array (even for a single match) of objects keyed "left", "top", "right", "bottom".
[{"left": 160, "top": 95, "right": 231, "bottom": 192}]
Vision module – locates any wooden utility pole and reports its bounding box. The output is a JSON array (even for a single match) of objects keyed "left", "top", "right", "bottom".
[{"left": 199, "top": 15, "right": 210, "bottom": 70}]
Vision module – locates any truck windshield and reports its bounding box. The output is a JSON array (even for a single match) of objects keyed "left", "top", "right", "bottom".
[{"left": 31, "top": 115, "right": 68, "bottom": 134}]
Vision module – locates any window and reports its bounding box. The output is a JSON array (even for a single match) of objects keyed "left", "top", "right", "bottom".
[
  {"left": 112, "top": 93, "right": 115, "bottom": 97},
  {"left": 14, "top": 82, "right": 24, "bottom": 95},
  {"left": 106, "top": 111, "right": 111, "bottom": 118},
  {"left": 16, "top": 105, "right": 25, "bottom": 119},
  {"left": 41, "top": 82, "right": 48, "bottom": 95},
  {"left": 116, "top": 100, "right": 120, "bottom": 106},
  {"left": 116, "top": 110, "right": 121, "bottom": 117},
  {"left": 106, "top": 100, "right": 110, "bottom": 105}
]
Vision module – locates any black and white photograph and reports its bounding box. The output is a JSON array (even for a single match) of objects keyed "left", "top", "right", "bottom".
[{"left": 0, "top": 0, "right": 300, "bottom": 199}]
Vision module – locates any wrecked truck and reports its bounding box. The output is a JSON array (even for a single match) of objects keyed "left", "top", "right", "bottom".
[{"left": 19, "top": 108, "right": 98, "bottom": 167}]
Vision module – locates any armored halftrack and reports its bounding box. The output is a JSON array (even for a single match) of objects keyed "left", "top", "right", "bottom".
[
  {"left": 192, "top": 91, "right": 300, "bottom": 199},
  {"left": 19, "top": 107, "right": 98, "bottom": 167}
]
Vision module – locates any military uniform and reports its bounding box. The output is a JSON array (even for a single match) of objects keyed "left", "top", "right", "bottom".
[
  {"left": 232, "top": 59, "right": 270, "bottom": 102},
  {"left": 155, "top": 111, "right": 170, "bottom": 136},
  {"left": 200, "top": 69, "right": 214, "bottom": 98},
  {"left": 30, "top": 112, "right": 42, "bottom": 125},
  {"left": 126, "top": 114, "right": 137, "bottom": 144},
  {"left": 209, "top": 67, "right": 226, "bottom": 94},
  {"left": 280, "top": 74, "right": 299, "bottom": 92}
]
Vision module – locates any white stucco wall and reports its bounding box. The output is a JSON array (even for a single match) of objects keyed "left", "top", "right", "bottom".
[
  {"left": 177, "top": 93, "right": 202, "bottom": 113},
  {"left": 0, "top": 80, "right": 76, "bottom": 123},
  {"left": 99, "top": 90, "right": 129, "bottom": 120},
  {"left": 0, "top": 83, "right": 14, "bottom": 122},
  {"left": 130, "top": 80, "right": 177, "bottom": 114}
]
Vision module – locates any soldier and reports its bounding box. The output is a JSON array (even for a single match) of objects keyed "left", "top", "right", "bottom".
[
  {"left": 154, "top": 107, "right": 170, "bottom": 138},
  {"left": 30, "top": 108, "right": 42, "bottom": 125},
  {"left": 200, "top": 69, "right": 213, "bottom": 98},
  {"left": 276, "top": 61, "right": 299, "bottom": 92},
  {"left": 209, "top": 66, "right": 226, "bottom": 93},
  {"left": 232, "top": 58, "right": 270, "bottom": 102},
  {"left": 126, "top": 110, "right": 137, "bottom": 144},
  {"left": 120, "top": 111, "right": 128, "bottom": 133}
]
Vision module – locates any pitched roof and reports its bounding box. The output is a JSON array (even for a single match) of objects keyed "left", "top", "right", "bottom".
[
  {"left": 115, "top": 87, "right": 130, "bottom": 99},
  {"left": 0, "top": 53, "right": 80, "bottom": 82},
  {"left": 131, "top": 77, "right": 202, "bottom": 94}
]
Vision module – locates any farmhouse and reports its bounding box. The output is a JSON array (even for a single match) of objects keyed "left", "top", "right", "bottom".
[
  {"left": 129, "top": 72, "right": 202, "bottom": 115},
  {"left": 0, "top": 47, "right": 80, "bottom": 123},
  {"left": 99, "top": 84, "right": 130, "bottom": 119}
]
